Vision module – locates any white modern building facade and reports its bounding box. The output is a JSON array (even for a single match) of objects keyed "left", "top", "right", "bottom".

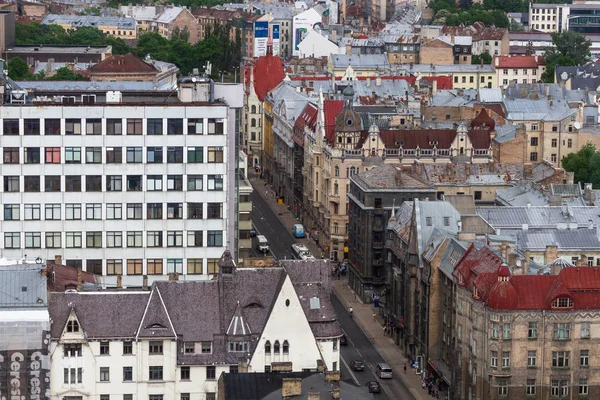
[{"left": 0, "top": 77, "right": 241, "bottom": 288}]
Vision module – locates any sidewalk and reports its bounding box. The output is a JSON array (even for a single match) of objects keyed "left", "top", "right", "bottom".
[
  {"left": 248, "top": 172, "right": 324, "bottom": 258},
  {"left": 332, "top": 278, "right": 430, "bottom": 400}
]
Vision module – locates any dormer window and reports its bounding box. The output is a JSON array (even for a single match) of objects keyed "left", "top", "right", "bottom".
[
  {"left": 552, "top": 297, "right": 573, "bottom": 309},
  {"left": 228, "top": 341, "right": 248, "bottom": 353},
  {"left": 66, "top": 320, "right": 79, "bottom": 333},
  {"left": 473, "top": 287, "right": 479, "bottom": 299}
]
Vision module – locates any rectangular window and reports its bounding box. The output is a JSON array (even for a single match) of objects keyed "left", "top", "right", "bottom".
[
  {"left": 65, "top": 176, "right": 81, "bottom": 192},
  {"left": 123, "top": 341, "right": 132, "bottom": 355},
  {"left": 149, "top": 342, "right": 163, "bottom": 354},
  {"left": 4, "top": 204, "right": 19, "bottom": 220},
  {"left": 123, "top": 367, "right": 132, "bottom": 381},
  {"left": 3, "top": 119, "right": 19, "bottom": 135},
  {"left": 147, "top": 119, "right": 163, "bottom": 135},
  {"left": 167, "top": 147, "right": 183, "bottom": 163},
  {"left": 127, "top": 232, "right": 143, "bottom": 248},
  {"left": 490, "top": 351, "right": 498, "bottom": 368},
  {"left": 207, "top": 259, "right": 219, "bottom": 274},
  {"left": 127, "top": 259, "right": 143, "bottom": 275},
  {"left": 580, "top": 379, "right": 588, "bottom": 395},
  {"left": 127, "top": 204, "right": 142, "bottom": 220},
  {"left": 491, "top": 322, "right": 499, "bottom": 339},
  {"left": 147, "top": 147, "right": 163, "bottom": 163},
  {"left": 106, "top": 232, "right": 122, "bottom": 248},
  {"left": 207, "top": 146, "right": 224, "bottom": 163},
  {"left": 187, "top": 175, "right": 203, "bottom": 191},
  {"left": 187, "top": 147, "right": 203, "bottom": 163},
  {"left": 4, "top": 176, "right": 19, "bottom": 192},
  {"left": 147, "top": 203, "right": 163, "bottom": 219},
  {"left": 552, "top": 351, "right": 570, "bottom": 367},
  {"left": 44, "top": 204, "right": 60, "bottom": 220},
  {"left": 526, "top": 379, "right": 536, "bottom": 395},
  {"left": 126, "top": 176, "right": 142, "bottom": 192},
  {"left": 106, "top": 147, "right": 122, "bottom": 163},
  {"left": 187, "top": 231, "right": 203, "bottom": 247},
  {"left": 4, "top": 232, "right": 20, "bottom": 249},
  {"left": 147, "top": 259, "right": 163, "bottom": 275},
  {"left": 107, "top": 119, "right": 122, "bottom": 135},
  {"left": 207, "top": 175, "right": 223, "bottom": 191},
  {"left": 167, "top": 231, "right": 183, "bottom": 247},
  {"left": 528, "top": 322, "right": 537, "bottom": 339},
  {"left": 45, "top": 119, "right": 61, "bottom": 135},
  {"left": 24, "top": 176, "right": 40, "bottom": 192},
  {"left": 529, "top": 152, "right": 538, "bottom": 162},
  {"left": 553, "top": 323, "right": 571, "bottom": 340},
  {"left": 86, "top": 231, "right": 102, "bottom": 248},
  {"left": 167, "top": 259, "right": 183, "bottom": 274},
  {"left": 106, "top": 175, "right": 122, "bottom": 192},
  {"left": 184, "top": 343, "right": 195, "bottom": 354},
  {"left": 100, "top": 367, "right": 110, "bottom": 382},
  {"left": 107, "top": 204, "right": 122, "bottom": 220},
  {"left": 188, "top": 203, "right": 203, "bottom": 219},
  {"left": 581, "top": 322, "right": 590, "bottom": 338},
  {"left": 180, "top": 366, "right": 190, "bottom": 380},
  {"left": 528, "top": 350, "right": 536, "bottom": 367},
  {"left": 86, "top": 147, "right": 102, "bottom": 163},
  {"left": 107, "top": 260, "right": 123, "bottom": 275},
  {"left": 147, "top": 175, "right": 163, "bottom": 191},
  {"left": 66, "top": 204, "right": 82, "bottom": 220},
  {"left": 207, "top": 231, "right": 223, "bottom": 247},
  {"left": 503, "top": 323, "right": 511, "bottom": 339},
  {"left": 147, "top": 231, "right": 163, "bottom": 247},
  {"left": 127, "top": 119, "right": 142, "bottom": 135},
  {"left": 580, "top": 349, "right": 589, "bottom": 366},
  {"left": 167, "top": 119, "right": 183, "bottom": 135},
  {"left": 85, "top": 119, "right": 101, "bottom": 135},
  {"left": 25, "top": 232, "right": 41, "bottom": 248},
  {"left": 206, "top": 366, "right": 216, "bottom": 380},
  {"left": 188, "top": 259, "right": 203, "bottom": 274},
  {"left": 568, "top": 138, "right": 573, "bottom": 148},
  {"left": 25, "top": 148, "right": 40, "bottom": 164},
  {"left": 188, "top": 118, "right": 203, "bottom": 135},
  {"left": 66, "top": 232, "right": 82, "bottom": 248},
  {"left": 498, "top": 378, "right": 507, "bottom": 396},
  {"left": 65, "top": 147, "right": 81, "bottom": 163},
  {"left": 45, "top": 147, "right": 60, "bottom": 163},
  {"left": 86, "top": 176, "right": 102, "bottom": 192},
  {"left": 530, "top": 137, "right": 538, "bottom": 146},
  {"left": 24, "top": 204, "right": 40, "bottom": 220},
  {"left": 126, "top": 147, "right": 142, "bottom": 163},
  {"left": 167, "top": 203, "right": 183, "bottom": 219},
  {"left": 44, "top": 175, "right": 60, "bottom": 192},
  {"left": 552, "top": 138, "right": 558, "bottom": 147},
  {"left": 502, "top": 351, "right": 510, "bottom": 368},
  {"left": 167, "top": 175, "right": 183, "bottom": 191},
  {"left": 207, "top": 119, "right": 223, "bottom": 135},
  {"left": 148, "top": 366, "right": 163, "bottom": 380},
  {"left": 65, "top": 119, "right": 81, "bottom": 135}
]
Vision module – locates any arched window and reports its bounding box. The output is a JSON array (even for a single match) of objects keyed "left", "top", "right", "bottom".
[
  {"left": 283, "top": 340, "right": 289, "bottom": 354},
  {"left": 334, "top": 166, "right": 340, "bottom": 177},
  {"left": 251, "top": 105, "right": 257, "bottom": 114},
  {"left": 265, "top": 341, "right": 271, "bottom": 354},
  {"left": 274, "top": 340, "right": 280, "bottom": 353},
  {"left": 251, "top": 118, "right": 256, "bottom": 127}
]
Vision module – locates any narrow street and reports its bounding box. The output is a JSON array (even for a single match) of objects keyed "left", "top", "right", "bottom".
[{"left": 250, "top": 179, "right": 414, "bottom": 400}]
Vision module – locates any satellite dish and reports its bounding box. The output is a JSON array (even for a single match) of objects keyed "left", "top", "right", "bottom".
[
  {"left": 560, "top": 71, "right": 568, "bottom": 81},
  {"left": 574, "top": 122, "right": 581, "bottom": 130},
  {"left": 191, "top": 77, "right": 197, "bottom": 83},
  {"left": 516, "top": 260, "right": 522, "bottom": 267}
]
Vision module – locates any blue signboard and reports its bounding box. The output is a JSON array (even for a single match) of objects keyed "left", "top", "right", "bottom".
[
  {"left": 272, "top": 24, "right": 280, "bottom": 39},
  {"left": 254, "top": 21, "right": 269, "bottom": 38}
]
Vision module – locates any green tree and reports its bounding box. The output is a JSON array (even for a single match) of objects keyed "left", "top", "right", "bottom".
[
  {"left": 509, "top": 18, "right": 524, "bottom": 32},
  {"left": 48, "top": 67, "right": 87, "bottom": 81},
  {"left": 561, "top": 143, "right": 600, "bottom": 188},
  {"left": 472, "top": 52, "right": 492, "bottom": 64},
  {"left": 542, "top": 31, "right": 591, "bottom": 82},
  {"left": 7, "top": 56, "right": 31, "bottom": 80}
]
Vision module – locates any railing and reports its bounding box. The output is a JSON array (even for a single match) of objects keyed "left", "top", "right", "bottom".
[
  {"left": 343, "top": 149, "right": 363, "bottom": 158},
  {"left": 473, "top": 149, "right": 489, "bottom": 156}
]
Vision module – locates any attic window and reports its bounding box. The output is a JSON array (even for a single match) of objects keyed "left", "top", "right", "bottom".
[
  {"left": 346, "top": 119, "right": 353, "bottom": 126},
  {"left": 66, "top": 320, "right": 79, "bottom": 333},
  {"left": 552, "top": 297, "right": 573, "bottom": 309},
  {"left": 147, "top": 323, "right": 166, "bottom": 329}
]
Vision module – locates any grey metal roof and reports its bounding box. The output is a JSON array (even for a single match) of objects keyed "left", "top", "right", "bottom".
[
  {"left": 330, "top": 54, "right": 390, "bottom": 69},
  {"left": 400, "top": 64, "right": 495, "bottom": 74},
  {"left": 476, "top": 206, "right": 600, "bottom": 229},
  {"left": 42, "top": 14, "right": 136, "bottom": 29},
  {"left": 556, "top": 63, "right": 600, "bottom": 91},
  {"left": 155, "top": 7, "right": 188, "bottom": 23},
  {"left": 504, "top": 97, "right": 575, "bottom": 121},
  {"left": 517, "top": 228, "right": 600, "bottom": 251},
  {"left": 17, "top": 80, "right": 175, "bottom": 92},
  {"left": 478, "top": 88, "right": 503, "bottom": 103},
  {"left": 551, "top": 183, "right": 583, "bottom": 197},
  {"left": 496, "top": 185, "right": 549, "bottom": 206},
  {"left": 0, "top": 263, "right": 48, "bottom": 309},
  {"left": 493, "top": 124, "right": 519, "bottom": 143},
  {"left": 269, "top": 82, "right": 311, "bottom": 123}
]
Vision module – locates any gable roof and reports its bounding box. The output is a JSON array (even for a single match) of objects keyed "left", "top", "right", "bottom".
[
  {"left": 254, "top": 54, "right": 285, "bottom": 101},
  {"left": 324, "top": 100, "right": 345, "bottom": 144},
  {"left": 494, "top": 55, "right": 544, "bottom": 68},
  {"left": 90, "top": 54, "right": 157, "bottom": 74},
  {"left": 453, "top": 244, "right": 503, "bottom": 290},
  {"left": 136, "top": 287, "right": 176, "bottom": 339}
]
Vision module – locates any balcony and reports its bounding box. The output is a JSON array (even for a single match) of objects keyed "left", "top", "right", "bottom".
[
  {"left": 239, "top": 202, "right": 252, "bottom": 212},
  {"left": 372, "top": 241, "right": 384, "bottom": 249},
  {"left": 372, "top": 258, "right": 384, "bottom": 267},
  {"left": 329, "top": 193, "right": 340, "bottom": 202},
  {"left": 239, "top": 220, "right": 252, "bottom": 230},
  {"left": 239, "top": 238, "right": 252, "bottom": 249}
]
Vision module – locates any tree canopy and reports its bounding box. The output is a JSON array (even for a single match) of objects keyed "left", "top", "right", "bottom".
[
  {"left": 542, "top": 30, "right": 591, "bottom": 82},
  {"left": 471, "top": 52, "right": 492, "bottom": 65},
  {"left": 561, "top": 143, "right": 600, "bottom": 189},
  {"left": 7, "top": 56, "right": 30, "bottom": 80},
  {"left": 430, "top": 1, "right": 509, "bottom": 27}
]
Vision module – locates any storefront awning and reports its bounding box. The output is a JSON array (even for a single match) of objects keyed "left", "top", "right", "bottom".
[{"left": 428, "top": 359, "right": 452, "bottom": 386}]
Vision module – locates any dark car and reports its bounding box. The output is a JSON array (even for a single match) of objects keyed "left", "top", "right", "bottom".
[
  {"left": 350, "top": 360, "right": 365, "bottom": 371},
  {"left": 250, "top": 227, "right": 257, "bottom": 237},
  {"left": 340, "top": 335, "right": 348, "bottom": 346},
  {"left": 366, "top": 381, "right": 381, "bottom": 393}
]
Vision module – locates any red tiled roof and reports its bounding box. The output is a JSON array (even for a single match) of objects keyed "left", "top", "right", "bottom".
[
  {"left": 90, "top": 54, "right": 157, "bottom": 74},
  {"left": 453, "top": 245, "right": 503, "bottom": 290},
  {"left": 294, "top": 102, "right": 318, "bottom": 142},
  {"left": 254, "top": 54, "right": 285, "bottom": 101},
  {"left": 467, "top": 129, "right": 492, "bottom": 149},
  {"left": 378, "top": 129, "right": 456, "bottom": 149},
  {"left": 324, "top": 100, "right": 345, "bottom": 144},
  {"left": 425, "top": 76, "right": 453, "bottom": 90},
  {"left": 494, "top": 55, "right": 545, "bottom": 68},
  {"left": 471, "top": 108, "right": 495, "bottom": 130}
]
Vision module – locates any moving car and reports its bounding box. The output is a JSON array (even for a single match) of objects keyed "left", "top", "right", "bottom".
[
  {"left": 350, "top": 360, "right": 365, "bottom": 371},
  {"left": 375, "top": 363, "right": 393, "bottom": 379},
  {"left": 256, "top": 235, "right": 269, "bottom": 253},
  {"left": 339, "top": 335, "right": 348, "bottom": 346},
  {"left": 292, "top": 224, "right": 306, "bottom": 238},
  {"left": 366, "top": 381, "right": 381, "bottom": 393},
  {"left": 291, "top": 243, "right": 315, "bottom": 260},
  {"left": 250, "top": 227, "right": 257, "bottom": 237}
]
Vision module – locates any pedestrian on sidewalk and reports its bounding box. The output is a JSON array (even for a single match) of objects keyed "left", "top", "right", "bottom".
[
  {"left": 372, "top": 313, "right": 377, "bottom": 322},
  {"left": 404, "top": 364, "right": 407, "bottom": 373},
  {"left": 306, "top": 231, "right": 310, "bottom": 241},
  {"left": 435, "top": 390, "right": 439, "bottom": 399}
]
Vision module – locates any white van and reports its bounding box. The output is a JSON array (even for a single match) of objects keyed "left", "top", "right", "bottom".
[
  {"left": 376, "top": 363, "right": 393, "bottom": 379},
  {"left": 256, "top": 235, "right": 269, "bottom": 253},
  {"left": 291, "top": 243, "right": 315, "bottom": 260}
]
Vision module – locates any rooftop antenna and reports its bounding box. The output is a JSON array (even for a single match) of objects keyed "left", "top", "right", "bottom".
[{"left": 204, "top": 61, "right": 212, "bottom": 77}]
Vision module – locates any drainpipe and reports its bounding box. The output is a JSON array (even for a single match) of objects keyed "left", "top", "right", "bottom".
[{"left": 540, "top": 310, "right": 546, "bottom": 400}]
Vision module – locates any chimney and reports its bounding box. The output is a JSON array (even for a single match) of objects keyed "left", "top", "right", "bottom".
[
  {"left": 77, "top": 267, "right": 82, "bottom": 291},
  {"left": 282, "top": 378, "right": 302, "bottom": 397},
  {"left": 545, "top": 85, "right": 550, "bottom": 97},
  {"left": 501, "top": 242, "right": 508, "bottom": 261},
  {"left": 544, "top": 245, "right": 559, "bottom": 266},
  {"left": 465, "top": 162, "right": 471, "bottom": 176},
  {"left": 413, "top": 161, "right": 423, "bottom": 176},
  {"left": 432, "top": 79, "right": 437, "bottom": 94},
  {"left": 494, "top": 56, "right": 499, "bottom": 67},
  {"left": 488, "top": 160, "right": 495, "bottom": 172},
  {"left": 117, "top": 275, "right": 122, "bottom": 289},
  {"left": 523, "top": 163, "right": 533, "bottom": 179},
  {"left": 168, "top": 272, "right": 179, "bottom": 281},
  {"left": 376, "top": 74, "right": 382, "bottom": 86},
  {"left": 143, "top": 275, "right": 149, "bottom": 290},
  {"left": 395, "top": 169, "right": 402, "bottom": 186},
  {"left": 549, "top": 95, "right": 553, "bottom": 107},
  {"left": 366, "top": 77, "right": 371, "bottom": 87},
  {"left": 576, "top": 255, "right": 587, "bottom": 267},
  {"left": 308, "top": 393, "right": 321, "bottom": 400},
  {"left": 54, "top": 255, "right": 62, "bottom": 265},
  {"left": 238, "top": 360, "right": 249, "bottom": 373},
  {"left": 457, "top": 231, "right": 476, "bottom": 242}
]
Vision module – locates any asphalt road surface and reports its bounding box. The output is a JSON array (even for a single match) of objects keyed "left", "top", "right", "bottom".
[{"left": 250, "top": 186, "right": 415, "bottom": 400}]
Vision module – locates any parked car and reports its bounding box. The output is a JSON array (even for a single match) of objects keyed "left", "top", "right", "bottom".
[
  {"left": 250, "top": 227, "right": 257, "bottom": 237},
  {"left": 340, "top": 335, "right": 348, "bottom": 346},
  {"left": 366, "top": 381, "right": 381, "bottom": 393},
  {"left": 350, "top": 360, "right": 365, "bottom": 371}
]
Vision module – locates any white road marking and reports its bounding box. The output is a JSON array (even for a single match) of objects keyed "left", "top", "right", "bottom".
[{"left": 340, "top": 355, "right": 360, "bottom": 386}]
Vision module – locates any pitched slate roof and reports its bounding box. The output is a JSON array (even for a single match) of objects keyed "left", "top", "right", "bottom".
[
  {"left": 136, "top": 287, "right": 176, "bottom": 339},
  {"left": 516, "top": 228, "right": 600, "bottom": 251},
  {"left": 90, "top": 54, "right": 157, "bottom": 74}
]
